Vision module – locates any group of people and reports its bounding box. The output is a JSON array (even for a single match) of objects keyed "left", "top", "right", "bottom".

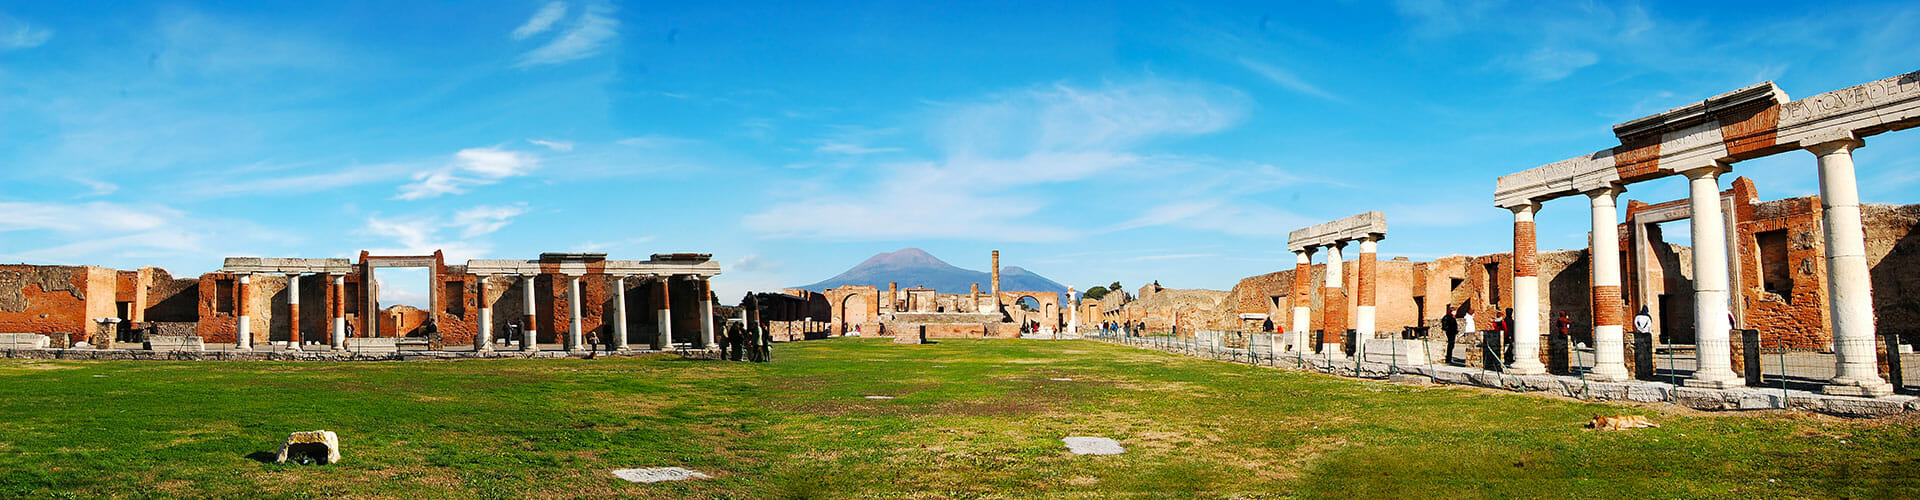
[
  {"left": 1099, "top": 320, "right": 1147, "bottom": 337},
  {"left": 1435, "top": 302, "right": 1663, "bottom": 366}
]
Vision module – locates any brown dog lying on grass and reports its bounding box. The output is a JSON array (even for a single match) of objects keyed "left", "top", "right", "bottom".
[{"left": 1589, "top": 415, "right": 1659, "bottom": 431}]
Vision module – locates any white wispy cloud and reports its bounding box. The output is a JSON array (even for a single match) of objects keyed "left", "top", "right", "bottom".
[
  {"left": 360, "top": 203, "right": 530, "bottom": 261},
  {"left": 1505, "top": 46, "right": 1599, "bottom": 82},
  {"left": 1236, "top": 56, "right": 1339, "bottom": 101},
  {"left": 70, "top": 178, "right": 119, "bottom": 197},
  {"left": 527, "top": 139, "right": 574, "bottom": 152},
  {"left": 451, "top": 203, "right": 530, "bottom": 238},
  {"left": 396, "top": 147, "right": 541, "bottom": 200},
  {"left": 0, "top": 201, "right": 285, "bottom": 270},
  {"left": 815, "top": 142, "right": 903, "bottom": 155},
  {"left": 516, "top": 1, "right": 618, "bottom": 67},
  {"left": 511, "top": 2, "right": 567, "bottom": 40},
  {"left": 0, "top": 12, "right": 51, "bottom": 50},
  {"left": 744, "top": 79, "right": 1252, "bottom": 242}
]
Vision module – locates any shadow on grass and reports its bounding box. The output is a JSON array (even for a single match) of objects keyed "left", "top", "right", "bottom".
[{"left": 244, "top": 451, "right": 278, "bottom": 463}]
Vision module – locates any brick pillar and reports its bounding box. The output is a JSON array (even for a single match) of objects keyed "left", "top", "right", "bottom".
[
  {"left": 1356, "top": 237, "right": 1378, "bottom": 339},
  {"left": 236, "top": 273, "right": 253, "bottom": 350},
  {"left": 476, "top": 275, "right": 492, "bottom": 352},
  {"left": 1509, "top": 203, "right": 1547, "bottom": 375},
  {"left": 330, "top": 274, "right": 346, "bottom": 350},
  {"left": 522, "top": 274, "right": 538, "bottom": 352},
  {"left": 287, "top": 273, "right": 301, "bottom": 345},
  {"left": 1321, "top": 241, "right": 1347, "bottom": 357},
  {"left": 655, "top": 276, "right": 674, "bottom": 350}
]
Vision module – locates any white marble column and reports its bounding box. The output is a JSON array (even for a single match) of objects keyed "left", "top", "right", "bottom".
[
  {"left": 566, "top": 274, "right": 583, "bottom": 352},
  {"left": 698, "top": 277, "right": 717, "bottom": 348},
  {"left": 1588, "top": 187, "right": 1630, "bottom": 381},
  {"left": 1321, "top": 242, "right": 1344, "bottom": 357},
  {"left": 613, "top": 276, "right": 630, "bottom": 351},
  {"left": 522, "top": 274, "right": 538, "bottom": 352},
  {"left": 655, "top": 276, "right": 674, "bottom": 350},
  {"left": 330, "top": 274, "right": 346, "bottom": 350},
  {"left": 1683, "top": 165, "right": 1740, "bottom": 388},
  {"left": 236, "top": 273, "right": 253, "bottom": 351},
  {"left": 476, "top": 275, "right": 492, "bottom": 352},
  {"left": 1067, "top": 287, "right": 1078, "bottom": 337},
  {"left": 1291, "top": 248, "right": 1314, "bottom": 352},
  {"left": 1810, "top": 139, "right": 1894, "bottom": 396},
  {"left": 1509, "top": 203, "right": 1547, "bottom": 375}
]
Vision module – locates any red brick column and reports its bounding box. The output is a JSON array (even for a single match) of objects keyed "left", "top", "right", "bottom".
[{"left": 287, "top": 274, "right": 301, "bottom": 345}]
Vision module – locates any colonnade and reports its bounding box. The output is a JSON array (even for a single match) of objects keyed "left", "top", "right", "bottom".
[
  {"left": 1285, "top": 212, "right": 1388, "bottom": 358},
  {"left": 229, "top": 271, "right": 718, "bottom": 353}
]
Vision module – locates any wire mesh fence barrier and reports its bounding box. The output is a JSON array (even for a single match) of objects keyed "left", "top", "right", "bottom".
[{"left": 1080, "top": 324, "right": 1920, "bottom": 407}]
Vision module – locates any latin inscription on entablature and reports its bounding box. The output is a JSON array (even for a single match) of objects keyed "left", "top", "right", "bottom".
[
  {"left": 1494, "top": 150, "right": 1616, "bottom": 208},
  {"left": 1777, "top": 70, "right": 1920, "bottom": 145},
  {"left": 1653, "top": 121, "right": 1730, "bottom": 173}
]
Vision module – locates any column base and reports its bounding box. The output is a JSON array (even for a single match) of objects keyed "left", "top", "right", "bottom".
[
  {"left": 1318, "top": 344, "right": 1345, "bottom": 359},
  {"left": 1506, "top": 360, "right": 1547, "bottom": 376},
  {"left": 1587, "top": 366, "right": 1630, "bottom": 383},
  {"left": 1823, "top": 381, "right": 1896, "bottom": 398},
  {"left": 1683, "top": 374, "right": 1743, "bottom": 389}
]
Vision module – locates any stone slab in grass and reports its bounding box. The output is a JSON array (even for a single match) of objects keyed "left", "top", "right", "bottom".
[
  {"left": 612, "top": 467, "right": 712, "bottom": 483},
  {"left": 864, "top": 395, "right": 894, "bottom": 400},
  {"left": 1062, "top": 437, "right": 1124, "bottom": 455}
]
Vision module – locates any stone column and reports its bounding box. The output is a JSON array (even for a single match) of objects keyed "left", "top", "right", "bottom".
[
  {"left": 1508, "top": 203, "right": 1547, "bottom": 375},
  {"left": 330, "top": 274, "right": 346, "bottom": 350},
  {"left": 522, "top": 274, "right": 538, "bottom": 352},
  {"left": 236, "top": 273, "right": 253, "bottom": 351},
  {"left": 1067, "top": 287, "right": 1078, "bottom": 337},
  {"left": 1810, "top": 139, "right": 1894, "bottom": 396},
  {"left": 1355, "top": 237, "right": 1378, "bottom": 340},
  {"left": 476, "top": 275, "right": 492, "bottom": 352},
  {"left": 287, "top": 273, "right": 301, "bottom": 345},
  {"left": 1588, "top": 187, "right": 1630, "bottom": 382},
  {"left": 566, "top": 274, "right": 583, "bottom": 352},
  {"left": 698, "top": 277, "right": 717, "bottom": 348},
  {"left": 654, "top": 276, "right": 674, "bottom": 350},
  {"left": 1321, "top": 241, "right": 1346, "bottom": 356},
  {"left": 1291, "top": 248, "right": 1314, "bottom": 352},
  {"left": 1683, "top": 165, "right": 1741, "bottom": 388},
  {"left": 613, "top": 276, "right": 630, "bottom": 351}
]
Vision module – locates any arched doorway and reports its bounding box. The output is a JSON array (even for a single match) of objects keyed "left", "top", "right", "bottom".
[{"left": 841, "top": 294, "right": 870, "bottom": 335}]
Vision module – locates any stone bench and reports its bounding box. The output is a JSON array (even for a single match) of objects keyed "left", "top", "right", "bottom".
[
  {"left": 0, "top": 333, "right": 51, "bottom": 350},
  {"left": 144, "top": 335, "right": 204, "bottom": 352},
  {"left": 347, "top": 338, "right": 399, "bottom": 353}
]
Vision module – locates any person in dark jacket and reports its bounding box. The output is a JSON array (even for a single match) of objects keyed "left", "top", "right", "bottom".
[
  {"left": 1440, "top": 305, "right": 1459, "bottom": 365},
  {"left": 1502, "top": 307, "right": 1516, "bottom": 362}
]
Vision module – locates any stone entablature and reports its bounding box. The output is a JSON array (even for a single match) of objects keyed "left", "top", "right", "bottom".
[
  {"left": 221, "top": 258, "right": 354, "bottom": 275},
  {"left": 1286, "top": 211, "right": 1387, "bottom": 251}
]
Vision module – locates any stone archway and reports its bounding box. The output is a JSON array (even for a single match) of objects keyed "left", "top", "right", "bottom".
[{"left": 841, "top": 294, "right": 870, "bottom": 334}]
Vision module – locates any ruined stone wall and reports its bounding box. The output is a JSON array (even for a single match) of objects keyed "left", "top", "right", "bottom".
[
  {"left": 143, "top": 269, "right": 199, "bottom": 322},
  {"left": 251, "top": 273, "right": 288, "bottom": 344},
  {"left": 1112, "top": 286, "right": 1228, "bottom": 333},
  {"left": 1541, "top": 249, "right": 1594, "bottom": 343},
  {"left": 378, "top": 305, "right": 429, "bottom": 336},
  {"left": 1866, "top": 203, "right": 1920, "bottom": 344},
  {"left": 1739, "top": 196, "right": 1831, "bottom": 349},
  {"left": 83, "top": 267, "right": 116, "bottom": 326},
  {"left": 436, "top": 268, "right": 479, "bottom": 345},
  {"left": 196, "top": 273, "right": 238, "bottom": 342},
  {"left": 0, "top": 265, "right": 91, "bottom": 336}
]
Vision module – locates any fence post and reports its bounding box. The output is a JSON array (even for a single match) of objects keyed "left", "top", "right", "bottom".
[
  {"left": 1741, "top": 329, "right": 1762, "bottom": 387},
  {"left": 1886, "top": 331, "right": 1905, "bottom": 394}
]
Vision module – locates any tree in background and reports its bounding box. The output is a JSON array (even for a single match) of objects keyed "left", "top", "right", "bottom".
[{"left": 1082, "top": 286, "right": 1109, "bottom": 300}]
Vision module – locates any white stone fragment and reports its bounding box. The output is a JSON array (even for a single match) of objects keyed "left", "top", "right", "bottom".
[
  {"left": 276, "top": 430, "right": 341, "bottom": 465},
  {"left": 612, "top": 467, "right": 711, "bottom": 483},
  {"left": 1049, "top": 378, "right": 1073, "bottom": 381},
  {"left": 1062, "top": 436, "right": 1124, "bottom": 455},
  {"left": 864, "top": 395, "right": 894, "bottom": 400}
]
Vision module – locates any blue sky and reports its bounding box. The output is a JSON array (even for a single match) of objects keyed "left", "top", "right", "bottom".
[{"left": 3, "top": 1, "right": 1918, "bottom": 307}]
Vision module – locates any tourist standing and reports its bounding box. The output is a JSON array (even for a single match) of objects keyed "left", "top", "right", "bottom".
[
  {"left": 1440, "top": 305, "right": 1459, "bottom": 365},
  {"left": 1633, "top": 306, "right": 1653, "bottom": 341},
  {"left": 1501, "top": 307, "right": 1516, "bottom": 362}
]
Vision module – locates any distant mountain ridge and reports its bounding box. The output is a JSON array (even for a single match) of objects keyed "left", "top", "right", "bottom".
[{"left": 798, "top": 248, "right": 1067, "bottom": 295}]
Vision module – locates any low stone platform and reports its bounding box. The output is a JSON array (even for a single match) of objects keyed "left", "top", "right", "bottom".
[
  {"left": 1100, "top": 336, "right": 1920, "bottom": 418},
  {"left": 0, "top": 333, "right": 52, "bottom": 350},
  {"left": 144, "top": 335, "right": 204, "bottom": 352},
  {"left": 0, "top": 346, "right": 717, "bottom": 362}
]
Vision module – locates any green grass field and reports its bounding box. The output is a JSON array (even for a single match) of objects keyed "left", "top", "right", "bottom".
[{"left": 2, "top": 338, "right": 1916, "bottom": 499}]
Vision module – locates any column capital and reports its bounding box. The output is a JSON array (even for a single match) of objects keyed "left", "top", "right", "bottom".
[
  {"left": 1508, "top": 201, "right": 1540, "bottom": 216},
  {"left": 1678, "top": 162, "right": 1730, "bottom": 180},
  {"left": 1805, "top": 137, "right": 1864, "bottom": 156},
  {"left": 1584, "top": 184, "right": 1625, "bottom": 199}
]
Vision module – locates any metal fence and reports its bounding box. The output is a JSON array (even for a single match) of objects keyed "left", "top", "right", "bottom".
[{"left": 1083, "top": 327, "right": 1918, "bottom": 399}]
